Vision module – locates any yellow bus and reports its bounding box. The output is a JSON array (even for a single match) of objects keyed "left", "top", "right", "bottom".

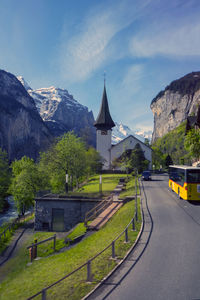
[{"left": 169, "top": 165, "right": 200, "bottom": 201}]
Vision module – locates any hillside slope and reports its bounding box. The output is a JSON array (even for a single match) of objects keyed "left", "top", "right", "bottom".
[
  {"left": 152, "top": 121, "right": 191, "bottom": 166},
  {"left": 0, "top": 70, "right": 52, "bottom": 160}
]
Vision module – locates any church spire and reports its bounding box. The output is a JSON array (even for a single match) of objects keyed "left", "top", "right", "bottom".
[{"left": 94, "top": 83, "right": 115, "bottom": 130}]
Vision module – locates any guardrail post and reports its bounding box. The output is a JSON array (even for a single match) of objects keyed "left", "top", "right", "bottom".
[
  {"left": 33, "top": 239, "right": 37, "bottom": 259},
  {"left": 42, "top": 289, "right": 46, "bottom": 300},
  {"left": 135, "top": 205, "right": 138, "bottom": 222},
  {"left": 125, "top": 228, "right": 128, "bottom": 243},
  {"left": 53, "top": 235, "right": 56, "bottom": 251},
  {"left": 29, "top": 244, "right": 34, "bottom": 262},
  {"left": 132, "top": 218, "right": 136, "bottom": 231},
  {"left": 112, "top": 241, "right": 115, "bottom": 259},
  {"left": 87, "top": 260, "right": 92, "bottom": 282}
]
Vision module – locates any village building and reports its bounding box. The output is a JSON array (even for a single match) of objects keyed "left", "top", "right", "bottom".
[{"left": 94, "top": 84, "right": 152, "bottom": 170}]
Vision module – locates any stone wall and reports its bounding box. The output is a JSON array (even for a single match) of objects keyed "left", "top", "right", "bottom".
[{"left": 34, "top": 197, "right": 101, "bottom": 231}]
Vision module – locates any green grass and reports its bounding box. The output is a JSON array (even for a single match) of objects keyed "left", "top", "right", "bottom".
[
  {"left": 0, "top": 213, "right": 34, "bottom": 255},
  {"left": 29, "top": 223, "right": 87, "bottom": 258},
  {"left": 75, "top": 174, "right": 128, "bottom": 197},
  {"left": 0, "top": 199, "right": 141, "bottom": 300},
  {"left": 0, "top": 224, "right": 18, "bottom": 254},
  {"left": 119, "top": 176, "right": 139, "bottom": 199},
  {"left": 66, "top": 223, "right": 86, "bottom": 241}
]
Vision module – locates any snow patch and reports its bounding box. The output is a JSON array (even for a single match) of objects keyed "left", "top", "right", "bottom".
[{"left": 112, "top": 122, "right": 152, "bottom": 144}]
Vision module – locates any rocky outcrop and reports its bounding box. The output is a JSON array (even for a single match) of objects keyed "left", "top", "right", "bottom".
[
  {"left": 0, "top": 70, "right": 52, "bottom": 161},
  {"left": 18, "top": 78, "right": 96, "bottom": 146},
  {"left": 151, "top": 72, "right": 200, "bottom": 142}
]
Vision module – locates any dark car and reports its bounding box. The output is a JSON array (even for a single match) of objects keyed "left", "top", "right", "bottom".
[{"left": 142, "top": 171, "right": 151, "bottom": 180}]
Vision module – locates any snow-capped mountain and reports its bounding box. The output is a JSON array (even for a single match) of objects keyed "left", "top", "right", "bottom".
[
  {"left": 17, "top": 76, "right": 32, "bottom": 91},
  {"left": 17, "top": 77, "right": 151, "bottom": 147},
  {"left": 18, "top": 77, "right": 96, "bottom": 145},
  {"left": 112, "top": 122, "right": 152, "bottom": 144},
  {"left": 133, "top": 128, "right": 152, "bottom": 141},
  {"left": 0, "top": 70, "right": 51, "bottom": 161}
]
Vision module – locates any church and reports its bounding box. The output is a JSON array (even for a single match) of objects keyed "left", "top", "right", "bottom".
[{"left": 94, "top": 84, "right": 152, "bottom": 170}]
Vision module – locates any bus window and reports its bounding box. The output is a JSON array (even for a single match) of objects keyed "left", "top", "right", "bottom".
[
  {"left": 177, "top": 169, "right": 185, "bottom": 186},
  {"left": 187, "top": 170, "right": 200, "bottom": 183},
  {"left": 169, "top": 168, "right": 185, "bottom": 186}
]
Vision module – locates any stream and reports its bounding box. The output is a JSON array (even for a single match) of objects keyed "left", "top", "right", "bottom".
[{"left": 0, "top": 197, "right": 18, "bottom": 226}]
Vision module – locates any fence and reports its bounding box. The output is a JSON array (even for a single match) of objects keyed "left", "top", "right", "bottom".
[
  {"left": 27, "top": 174, "right": 140, "bottom": 300},
  {"left": 84, "top": 194, "right": 113, "bottom": 226},
  {"left": 0, "top": 218, "right": 19, "bottom": 243},
  {"left": 27, "top": 235, "right": 56, "bottom": 262},
  {"left": 0, "top": 211, "right": 33, "bottom": 244}
]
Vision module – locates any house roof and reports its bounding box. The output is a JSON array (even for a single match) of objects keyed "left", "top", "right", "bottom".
[
  {"left": 111, "top": 134, "right": 152, "bottom": 151},
  {"left": 94, "top": 85, "right": 115, "bottom": 130}
]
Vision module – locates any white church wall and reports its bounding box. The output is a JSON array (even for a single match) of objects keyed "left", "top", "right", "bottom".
[
  {"left": 96, "top": 130, "right": 112, "bottom": 169},
  {"left": 111, "top": 135, "right": 152, "bottom": 169}
]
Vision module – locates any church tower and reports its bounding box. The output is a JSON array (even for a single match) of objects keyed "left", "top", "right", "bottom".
[{"left": 94, "top": 84, "right": 115, "bottom": 169}]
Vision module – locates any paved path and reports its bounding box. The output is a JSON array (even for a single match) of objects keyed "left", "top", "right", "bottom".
[
  {"left": 0, "top": 222, "right": 34, "bottom": 267},
  {"left": 86, "top": 174, "right": 200, "bottom": 300}
]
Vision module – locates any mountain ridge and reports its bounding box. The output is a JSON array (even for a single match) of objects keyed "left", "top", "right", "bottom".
[
  {"left": 151, "top": 71, "right": 200, "bottom": 142},
  {"left": 0, "top": 70, "right": 52, "bottom": 160},
  {"left": 18, "top": 77, "right": 96, "bottom": 145}
]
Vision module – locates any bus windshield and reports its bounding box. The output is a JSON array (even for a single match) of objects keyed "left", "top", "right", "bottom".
[{"left": 187, "top": 170, "right": 200, "bottom": 183}]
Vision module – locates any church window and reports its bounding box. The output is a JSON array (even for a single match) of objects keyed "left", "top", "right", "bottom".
[{"left": 101, "top": 130, "right": 107, "bottom": 135}]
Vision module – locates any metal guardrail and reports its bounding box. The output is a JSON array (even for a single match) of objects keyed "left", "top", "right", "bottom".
[
  {"left": 84, "top": 194, "right": 113, "bottom": 226},
  {"left": 27, "top": 174, "right": 139, "bottom": 300},
  {"left": 27, "top": 235, "right": 56, "bottom": 262}
]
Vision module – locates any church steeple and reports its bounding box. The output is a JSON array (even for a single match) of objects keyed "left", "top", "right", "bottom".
[{"left": 94, "top": 84, "right": 115, "bottom": 130}]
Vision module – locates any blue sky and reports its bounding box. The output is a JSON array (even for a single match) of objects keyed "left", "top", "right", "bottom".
[{"left": 0, "top": 0, "right": 200, "bottom": 133}]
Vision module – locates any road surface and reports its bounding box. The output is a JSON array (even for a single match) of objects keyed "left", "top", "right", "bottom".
[{"left": 87, "top": 174, "right": 200, "bottom": 300}]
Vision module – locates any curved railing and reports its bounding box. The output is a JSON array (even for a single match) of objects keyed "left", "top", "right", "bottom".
[{"left": 27, "top": 177, "right": 140, "bottom": 300}]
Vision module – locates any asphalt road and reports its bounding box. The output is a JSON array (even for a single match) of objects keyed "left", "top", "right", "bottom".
[{"left": 87, "top": 174, "right": 200, "bottom": 300}]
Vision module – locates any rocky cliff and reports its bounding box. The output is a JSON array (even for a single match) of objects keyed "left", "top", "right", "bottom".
[
  {"left": 0, "top": 70, "right": 52, "bottom": 161},
  {"left": 18, "top": 78, "right": 96, "bottom": 146},
  {"left": 151, "top": 72, "right": 200, "bottom": 142}
]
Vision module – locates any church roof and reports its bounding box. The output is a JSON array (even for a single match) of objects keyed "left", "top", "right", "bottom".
[{"left": 94, "top": 85, "right": 115, "bottom": 130}]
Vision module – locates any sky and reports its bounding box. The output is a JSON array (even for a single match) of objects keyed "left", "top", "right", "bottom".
[{"left": 0, "top": 0, "right": 200, "bottom": 133}]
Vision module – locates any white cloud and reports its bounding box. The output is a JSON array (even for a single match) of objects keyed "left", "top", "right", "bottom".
[
  {"left": 121, "top": 64, "right": 144, "bottom": 95},
  {"left": 58, "top": 0, "right": 151, "bottom": 83},
  {"left": 130, "top": 21, "right": 200, "bottom": 58}
]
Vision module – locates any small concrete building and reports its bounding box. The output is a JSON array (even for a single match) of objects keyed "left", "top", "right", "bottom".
[
  {"left": 34, "top": 195, "right": 101, "bottom": 231},
  {"left": 94, "top": 84, "right": 152, "bottom": 170}
]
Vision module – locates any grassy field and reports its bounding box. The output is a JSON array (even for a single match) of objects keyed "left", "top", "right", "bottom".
[
  {"left": 119, "top": 176, "right": 139, "bottom": 199},
  {"left": 0, "top": 174, "right": 141, "bottom": 299},
  {"left": 74, "top": 173, "right": 129, "bottom": 197}
]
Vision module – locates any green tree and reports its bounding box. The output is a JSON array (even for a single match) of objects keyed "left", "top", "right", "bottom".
[
  {"left": 129, "top": 143, "right": 149, "bottom": 173},
  {"left": 10, "top": 156, "right": 40, "bottom": 215},
  {"left": 165, "top": 154, "right": 173, "bottom": 168},
  {"left": 144, "top": 138, "right": 150, "bottom": 146},
  {"left": 152, "top": 121, "right": 191, "bottom": 165},
  {"left": 184, "top": 128, "right": 200, "bottom": 161},
  {"left": 86, "top": 147, "right": 102, "bottom": 176},
  {"left": 121, "top": 144, "right": 149, "bottom": 174},
  {"left": 0, "top": 148, "right": 10, "bottom": 210},
  {"left": 38, "top": 132, "right": 89, "bottom": 193}
]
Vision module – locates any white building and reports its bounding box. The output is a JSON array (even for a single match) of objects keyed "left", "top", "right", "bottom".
[{"left": 94, "top": 84, "right": 152, "bottom": 170}]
